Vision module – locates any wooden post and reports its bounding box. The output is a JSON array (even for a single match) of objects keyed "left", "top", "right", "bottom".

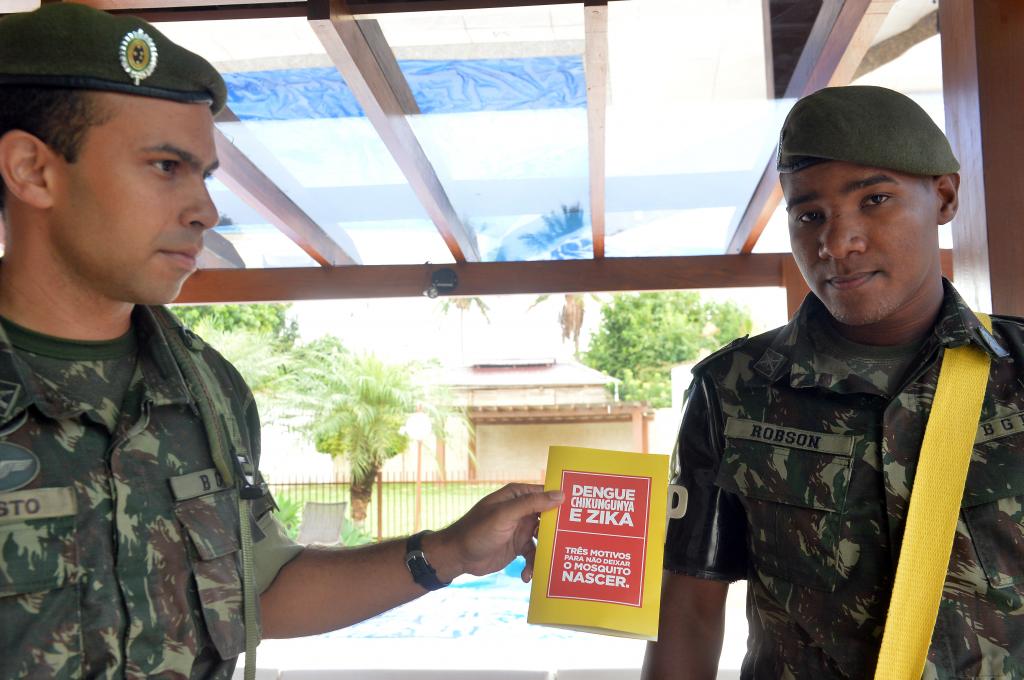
[
  {"left": 782, "top": 255, "right": 811, "bottom": 319},
  {"left": 632, "top": 409, "right": 644, "bottom": 453},
  {"left": 939, "top": 0, "right": 1024, "bottom": 315},
  {"left": 376, "top": 471, "right": 383, "bottom": 543},
  {"left": 468, "top": 429, "right": 478, "bottom": 482},
  {"left": 436, "top": 436, "right": 446, "bottom": 486},
  {"left": 414, "top": 440, "right": 423, "bottom": 533},
  {"left": 585, "top": 1, "right": 608, "bottom": 258}
]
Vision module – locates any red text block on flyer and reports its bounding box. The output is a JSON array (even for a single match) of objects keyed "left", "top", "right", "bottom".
[{"left": 546, "top": 470, "right": 651, "bottom": 607}]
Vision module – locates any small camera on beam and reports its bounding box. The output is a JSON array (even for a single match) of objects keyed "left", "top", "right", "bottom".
[{"left": 423, "top": 268, "right": 458, "bottom": 299}]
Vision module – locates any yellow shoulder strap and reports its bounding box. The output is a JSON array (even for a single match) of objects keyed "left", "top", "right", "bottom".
[{"left": 874, "top": 313, "right": 992, "bottom": 680}]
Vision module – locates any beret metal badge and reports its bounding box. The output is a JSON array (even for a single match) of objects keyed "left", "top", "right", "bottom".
[{"left": 119, "top": 29, "right": 158, "bottom": 86}]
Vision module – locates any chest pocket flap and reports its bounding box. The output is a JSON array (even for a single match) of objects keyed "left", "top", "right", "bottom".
[
  {"left": 716, "top": 418, "right": 855, "bottom": 591},
  {"left": 174, "top": 487, "right": 245, "bottom": 659},
  {"left": 962, "top": 437, "right": 1024, "bottom": 589}
]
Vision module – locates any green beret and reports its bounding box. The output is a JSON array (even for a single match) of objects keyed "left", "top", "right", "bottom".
[
  {"left": 777, "top": 85, "right": 959, "bottom": 176},
  {"left": 0, "top": 3, "right": 226, "bottom": 114}
]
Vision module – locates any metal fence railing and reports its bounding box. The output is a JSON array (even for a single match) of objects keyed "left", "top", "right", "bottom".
[{"left": 269, "top": 470, "right": 543, "bottom": 543}]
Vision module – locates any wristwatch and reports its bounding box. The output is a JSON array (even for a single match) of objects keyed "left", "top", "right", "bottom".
[{"left": 404, "top": 530, "right": 451, "bottom": 591}]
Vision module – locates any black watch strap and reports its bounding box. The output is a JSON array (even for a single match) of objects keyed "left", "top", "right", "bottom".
[{"left": 404, "top": 530, "right": 450, "bottom": 591}]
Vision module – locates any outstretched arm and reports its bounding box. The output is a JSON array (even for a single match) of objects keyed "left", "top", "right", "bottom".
[
  {"left": 259, "top": 483, "right": 563, "bottom": 638},
  {"left": 641, "top": 572, "right": 729, "bottom": 680}
]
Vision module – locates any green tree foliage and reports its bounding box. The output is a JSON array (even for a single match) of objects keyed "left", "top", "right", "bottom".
[
  {"left": 289, "top": 343, "right": 470, "bottom": 524},
  {"left": 291, "top": 347, "right": 415, "bottom": 524},
  {"left": 172, "top": 303, "right": 298, "bottom": 347},
  {"left": 583, "top": 292, "right": 752, "bottom": 407},
  {"left": 187, "top": 320, "right": 297, "bottom": 425}
]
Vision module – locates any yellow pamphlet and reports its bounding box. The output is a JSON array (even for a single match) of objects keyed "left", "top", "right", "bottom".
[{"left": 528, "top": 445, "right": 670, "bottom": 640}]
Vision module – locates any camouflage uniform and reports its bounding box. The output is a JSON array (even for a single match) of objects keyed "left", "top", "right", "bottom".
[
  {"left": 666, "top": 280, "right": 1024, "bottom": 679},
  {"left": 0, "top": 305, "right": 301, "bottom": 679}
]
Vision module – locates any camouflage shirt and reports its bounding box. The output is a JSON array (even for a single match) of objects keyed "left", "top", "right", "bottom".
[
  {"left": 0, "top": 306, "right": 301, "bottom": 680},
  {"left": 666, "top": 280, "right": 1024, "bottom": 679}
]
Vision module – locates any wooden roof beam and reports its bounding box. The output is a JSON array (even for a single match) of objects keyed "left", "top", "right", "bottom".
[
  {"left": 177, "top": 253, "right": 791, "bottom": 303},
  {"left": 308, "top": 0, "right": 481, "bottom": 263},
  {"left": 64, "top": 0, "right": 626, "bottom": 14},
  {"left": 726, "top": 0, "right": 896, "bottom": 254},
  {"left": 178, "top": 248, "right": 953, "bottom": 304},
  {"left": 16, "top": 0, "right": 634, "bottom": 20},
  {"left": 212, "top": 108, "right": 359, "bottom": 266},
  {"left": 585, "top": 1, "right": 608, "bottom": 258},
  {"left": 70, "top": 0, "right": 297, "bottom": 7}
]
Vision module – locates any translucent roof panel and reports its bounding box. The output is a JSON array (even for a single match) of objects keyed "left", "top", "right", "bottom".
[
  {"left": 605, "top": 208, "right": 737, "bottom": 257},
  {"left": 156, "top": 1, "right": 948, "bottom": 269},
  {"left": 206, "top": 177, "right": 319, "bottom": 269},
  {"left": 365, "top": 4, "right": 591, "bottom": 262},
  {"left": 157, "top": 18, "right": 456, "bottom": 267},
  {"left": 157, "top": 4, "right": 783, "bottom": 264},
  {"left": 211, "top": 224, "right": 321, "bottom": 269},
  {"left": 604, "top": 0, "right": 787, "bottom": 257}
]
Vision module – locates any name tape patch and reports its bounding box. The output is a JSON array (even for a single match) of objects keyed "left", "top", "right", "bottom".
[
  {"left": 976, "top": 411, "right": 1024, "bottom": 444},
  {"left": 0, "top": 486, "right": 76, "bottom": 525},
  {"left": 725, "top": 417, "right": 854, "bottom": 457},
  {"left": 169, "top": 467, "right": 230, "bottom": 501}
]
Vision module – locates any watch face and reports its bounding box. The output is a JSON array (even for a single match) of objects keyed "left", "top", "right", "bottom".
[
  {"left": 405, "top": 549, "right": 447, "bottom": 590},
  {"left": 406, "top": 550, "right": 426, "bottom": 572}
]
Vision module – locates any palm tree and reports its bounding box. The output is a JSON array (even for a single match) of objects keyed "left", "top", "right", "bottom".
[
  {"left": 529, "top": 292, "right": 589, "bottom": 355},
  {"left": 293, "top": 348, "right": 415, "bottom": 524}
]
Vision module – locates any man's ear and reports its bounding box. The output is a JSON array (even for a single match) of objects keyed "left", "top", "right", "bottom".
[
  {"left": 935, "top": 173, "right": 960, "bottom": 225},
  {"left": 0, "top": 130, "right": 60, "bottom": 210}
]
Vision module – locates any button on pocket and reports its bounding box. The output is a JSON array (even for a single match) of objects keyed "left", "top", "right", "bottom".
[
  {"left": 0, "top": 487, "right": 81, "bottom": 679},
  {"left": 716, "top": 427, "right": 854, "bottom": 591},
  {"left": 174, "top": 488, "right": 246, "bottom": 660}
]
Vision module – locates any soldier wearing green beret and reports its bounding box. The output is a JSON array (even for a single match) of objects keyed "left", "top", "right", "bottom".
[
  {"left": 0, "top": 4, "right": 563, "bottom": 679},
  {"left": 644, "top": 86, "right": 1024, "bottom": 678}
]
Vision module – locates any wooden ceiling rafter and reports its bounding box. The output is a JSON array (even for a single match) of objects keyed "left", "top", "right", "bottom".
[
  {"left": 356, "top": 17, "right": 420, "bottom": 115},
  {"left": 726, "top": 0, "right": 896, "bottom": 255},
  {"left": 584, "top": 0, "right": 608, "bottom": 259},
  {"left": 212, "top": 108, "right": 360, "bottom": 266},
  {"left": 308, "top": 0, "right": 481, "bottom": 263}
]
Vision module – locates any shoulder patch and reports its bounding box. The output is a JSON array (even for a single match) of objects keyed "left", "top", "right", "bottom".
[
  {"left": 690, "top": 335, "right": 750, "bottom": 376},
  {"left": 753, "top": 348, "right": 788, "bottom": 380},
  {"left": 0, "top": 380, "right": 22, "bottom": 421},
  {"left": 0, "top": 443, "right": 39, "bottom": 492}
]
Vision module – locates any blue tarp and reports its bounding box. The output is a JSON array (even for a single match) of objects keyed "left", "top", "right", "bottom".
[{"left": 223, "top": 56, "right": 586, "bottom": 121}]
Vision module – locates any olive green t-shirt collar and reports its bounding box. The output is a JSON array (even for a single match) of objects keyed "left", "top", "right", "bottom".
[
  {"left": 0, "top": 316, "right": 137, "bottom": 360},
  {"left": 0, "top": 306, "right": 193, "bottom": 423},
  {"left": 758, "top": 279, "right": 1003, "bottom": 395},
  {"left": 815, "top": 316, "right": 926, "bottom": 362}
]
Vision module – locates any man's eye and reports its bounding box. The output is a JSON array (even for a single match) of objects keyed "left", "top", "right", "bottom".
[
  {"left": 154, "top": 160, "right": 178, "bottom": 174},
  {"left": 865, "top": 194, "right": 889, "bottom": 206},
  {"left": 798, "top": 211, "right": 821, "bottom": 223}
]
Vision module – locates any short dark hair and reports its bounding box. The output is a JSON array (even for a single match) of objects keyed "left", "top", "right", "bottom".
[{"left": 0, "top": 87, "right": 108, "bottom": 210}]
